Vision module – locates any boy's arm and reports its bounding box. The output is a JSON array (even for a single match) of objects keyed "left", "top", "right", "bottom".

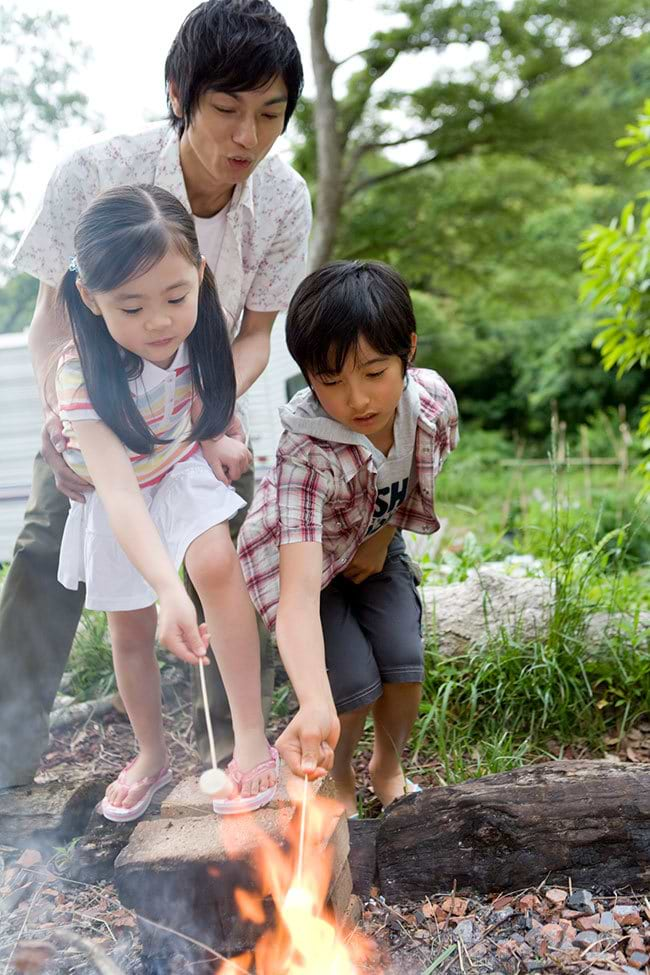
[
  {"left": 274, "top": 540, "right": 340, "bottom": 778},
  {"left": 72, "top": 419, "right": 207, "bottom": 665},
  {"left": 342, "top": 523, "right": 396, "bottom": 584}
]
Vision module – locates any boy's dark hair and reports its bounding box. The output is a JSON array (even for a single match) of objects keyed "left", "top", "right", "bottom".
[
  {"left": 286, "top": 261, "right": 417, "bottom": 379},
  {"left": 165, "top": 0, "right": 303, "bottom": 134},
  {"left": 59, "top": 184, "right": 236, "bottom": 455}
]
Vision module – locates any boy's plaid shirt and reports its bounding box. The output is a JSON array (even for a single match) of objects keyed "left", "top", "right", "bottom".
[{"left": 238, "top": 368, "right": 459, "bottom": 631}]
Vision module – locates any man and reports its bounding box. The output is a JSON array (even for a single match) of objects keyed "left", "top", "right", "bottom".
[{"left": 0, "top": 0, "right": 311, "bottom": 789}]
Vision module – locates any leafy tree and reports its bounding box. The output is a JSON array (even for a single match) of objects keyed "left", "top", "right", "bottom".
[
  {"left": 580, "top": 100, "right": 650, "bottom": 486},
  {"left": 306, "top": 0, "right": 650, "bottom": 267},
  {"left": 0, "top": 273, "right": 38, "bottom": 334},
  {"left": 0, "top": 6, "right": 95, "bottom": 275}
]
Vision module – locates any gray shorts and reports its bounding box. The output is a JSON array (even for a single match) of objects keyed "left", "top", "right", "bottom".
[{"left": 320, "top": 533, "right": 424, "bottom": 714}]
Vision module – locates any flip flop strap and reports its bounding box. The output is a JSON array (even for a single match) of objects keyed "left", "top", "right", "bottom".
[
  {"left": 116, "top": 761, "right": 170, "bottom": 790},
  {"left": 227, "top": 746, "right": 278, "bottom": 787}
]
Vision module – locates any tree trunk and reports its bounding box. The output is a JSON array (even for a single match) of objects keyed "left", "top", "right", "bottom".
[
  {"left": 377, "top": 761, "right": 650, "bottom": 902},
  {"left": 309, "top": 0, "right": 344, "bottom": 269}
]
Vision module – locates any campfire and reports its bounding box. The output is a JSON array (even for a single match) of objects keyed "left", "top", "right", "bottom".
[{"left": 216, "top": 777, "right": 376, "bottom": 974}]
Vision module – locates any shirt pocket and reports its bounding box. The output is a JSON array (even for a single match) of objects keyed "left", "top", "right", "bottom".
[{"left": 323, "top": 501, "right": 366, "bottom": 540}]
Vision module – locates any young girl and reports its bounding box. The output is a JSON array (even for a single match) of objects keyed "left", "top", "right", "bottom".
[
  {"left": 238, "top": 261, "right": 458, "bottom": 816},
  {"left": 55, "top": 184, "right": 278, "bottom": 822}
]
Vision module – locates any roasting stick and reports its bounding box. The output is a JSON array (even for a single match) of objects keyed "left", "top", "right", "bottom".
[
  {"left": 197, "top": 660, "right": 231, "bottom": 798},
  {"left": 199, "top": 660, "right": 218, "bottom": 770},
  {"left": 296, "top": 773, "right": 309, "bottom": 884}
]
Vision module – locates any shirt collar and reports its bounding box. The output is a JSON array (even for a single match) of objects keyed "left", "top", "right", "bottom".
[
  {"left": 155, "top": 126, "right": 255, "bottom": 220},
  {"left": 136, "top": 342, "right": 189, "bottom": 391}
]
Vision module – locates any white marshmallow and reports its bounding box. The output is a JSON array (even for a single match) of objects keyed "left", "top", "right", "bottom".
[{"left": 199, "top": 768, "right": 231, "bottom": 798}]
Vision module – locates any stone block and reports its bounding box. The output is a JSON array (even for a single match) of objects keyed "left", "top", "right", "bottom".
[
  {"left": 160, "top": 768, "right": 337, "bottom": 819},
  {"left": 114, "top": 774, "right": 351, "bottom": 967}
]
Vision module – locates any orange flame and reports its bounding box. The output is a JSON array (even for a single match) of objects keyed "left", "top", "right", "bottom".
[{"left": 217, "top": 779, "right": 378, "bottom": 974}]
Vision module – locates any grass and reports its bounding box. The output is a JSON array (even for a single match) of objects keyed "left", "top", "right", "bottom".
[
  {"left": 411, "top": 434, "right": 650, "bottom": 784},
  {"left": 67, "top": 609, "right": 116, "bottom": 700}
]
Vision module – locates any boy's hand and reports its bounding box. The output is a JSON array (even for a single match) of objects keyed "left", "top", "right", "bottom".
[
  {"left": 201, "top": 435, "right": 252, "bottom": 485},
  {"left": 276, "top": 703, "right": 340, "bottom": 779},
  {"left": 342, "top": 525, "right": 396, "bottom": 584},
  {"left": 157, "top": 589, "right": 209, "bottom": 665}
]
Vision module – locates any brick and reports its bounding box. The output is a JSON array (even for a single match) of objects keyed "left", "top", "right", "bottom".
[
  {"left": 545, "top": 888, "right": 568, "bottom": 908},
  {"left": 576, "top": 914, "right": 601, "bottom": 931},
  {"left": 328, "top": 860, "right": 353, "bottom": 922},
  {"left": 161, "top": 768, "right": 338, "bottom": 818}
]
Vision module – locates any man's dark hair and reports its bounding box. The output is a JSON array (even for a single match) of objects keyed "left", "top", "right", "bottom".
[
  {"left": 165, "top": 0, "right": 303, "bottom": 134},
  {"left": 286, "top": 261, "right": 417, "bottom": 380}
]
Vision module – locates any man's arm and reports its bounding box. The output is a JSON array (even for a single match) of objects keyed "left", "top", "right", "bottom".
[
  {"left": 231, "top": 308, "right": 277, "bottom": 397},
  {"left": 28, "top": 281, "right": 90, "bottom": 502},
  {"left": 274, "top": 541, "right": 340, "bottom": 778}
]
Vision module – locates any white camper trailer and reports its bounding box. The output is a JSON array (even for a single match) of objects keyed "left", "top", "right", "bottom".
[{"left": 0, "top": 319, "right": 303, "bottom": 563}]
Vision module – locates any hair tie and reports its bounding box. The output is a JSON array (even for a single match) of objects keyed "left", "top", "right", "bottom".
[{"left": 68, "top": 255, "right": 79, "bottom": 273}]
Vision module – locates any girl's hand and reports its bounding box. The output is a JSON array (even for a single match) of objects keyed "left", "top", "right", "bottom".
[
  {"left": 201, "top": 435, "right": 252, "bottom": 485},
  {"left": 157, "top": 589, "right": 209, "bottom": 665},
  {"left": 276, "top": 702, "right": 340, "bottom": 779}
]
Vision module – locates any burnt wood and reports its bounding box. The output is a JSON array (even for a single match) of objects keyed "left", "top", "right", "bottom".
[{"left": 377, "top": 760, "right": 650, "bottom": 902}]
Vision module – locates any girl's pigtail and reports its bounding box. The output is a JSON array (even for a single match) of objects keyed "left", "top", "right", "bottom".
[
  {"left": 58, "top": 270, "right": 162, "bottom": 455},
  {"left": 187, "top": 264, "right": 237, "bottom": 442}
]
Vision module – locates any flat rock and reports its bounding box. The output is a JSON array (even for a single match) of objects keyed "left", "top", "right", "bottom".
[
  {"left": 160, "top": 766, "right": 336, "bottom": 819},
  {"left": 0, "top": 777, "right": 108, "bottom": 850},
  {"left": 115, "top": 782, "right": 350, "bottom": 965}
]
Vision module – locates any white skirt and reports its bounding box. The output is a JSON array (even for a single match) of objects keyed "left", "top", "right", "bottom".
[{"left": 57, "top": 453, "right": 246, "bottom": 612}]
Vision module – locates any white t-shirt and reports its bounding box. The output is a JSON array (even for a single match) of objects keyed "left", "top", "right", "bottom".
[
  {"left": 365, "top": 387, "right": 419, "bottom": 536},
  {"left": 194, "top": 207, "right": 229, "bottom": 273}
]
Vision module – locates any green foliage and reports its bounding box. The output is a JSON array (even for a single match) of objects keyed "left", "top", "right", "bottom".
[
  {"left": 0, "top": 5, "right": 97, "bottom": 271},
  {"left": 0, "top": 272, "right": 38, "bottom": 333},
  {"left": 67, "top": 610, "right": 115, "bottom": 700},
  {"left": 413, "top": 464, "right": 650, "bottom": 784},
  {"left": 580, "top": 100, "right": 650, "bottom": 486}
]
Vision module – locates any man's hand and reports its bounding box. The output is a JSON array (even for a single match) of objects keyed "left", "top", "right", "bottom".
[
  {"left": 41, "top": 412, "right": 92, "bottom": 503},
  {"left": 276, "top": 703, "right": 340, "bottom": 779},
  {"left": 201, "top": 435, "right": 252, "bottom": 485},
  {"left": 342, "top": 525, "right": 396, "bottom": 584}
]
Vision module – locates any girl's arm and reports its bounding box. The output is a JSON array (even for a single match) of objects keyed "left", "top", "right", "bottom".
[
  {"left": 274, "top": 541, "right": 340, "bottom": 778},
  {"left": 190, "top": 398, "right": 251, "bottom": 485},
  {"left": 71, "top": 419, "right": 208, "bottom": 666}
]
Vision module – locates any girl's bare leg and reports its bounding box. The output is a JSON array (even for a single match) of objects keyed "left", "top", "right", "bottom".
[
  {"left": 369, "top": 682, "right": 422, "bottom": 808},
  {"left": 185, "top": 524, "right": 272, "bottom": 798},
  {"left": 104, "top": 605, "right": 169, "bottom": 808},
  {"left": 332, "top": 704, "right": 372, "bottom": 817}
]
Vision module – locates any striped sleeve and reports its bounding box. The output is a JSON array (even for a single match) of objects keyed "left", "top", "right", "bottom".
[{"left": 56, "top": 356, "right": 100, "bottom": 423}]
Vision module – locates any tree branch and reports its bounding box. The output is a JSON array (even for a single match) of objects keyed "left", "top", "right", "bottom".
[{"left": 357, "top": 128, "right": 442, "bottom": 154}]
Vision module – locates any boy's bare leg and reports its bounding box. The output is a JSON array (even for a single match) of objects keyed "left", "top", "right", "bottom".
[
  {"left": 369, "top": 682, "right": 422, "bottom": 808},
  {"left": 105, "top": 606, "right": 169, "bottom": 808},
  {"left": 332, "top": 704, "right": 372, "bottom": 817},
  {"left": 185, "top": 524, "right": 273, "bottom": 799}
]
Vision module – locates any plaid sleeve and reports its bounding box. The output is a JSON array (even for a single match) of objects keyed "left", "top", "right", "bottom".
[
  {"left": 275, "top": 456, "right": 333, "bottom": 546},
  {"left": 56, "top": 356, "right": 100, "bottom": 423}
]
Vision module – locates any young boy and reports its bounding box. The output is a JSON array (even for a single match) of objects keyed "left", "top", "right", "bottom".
[{"left": 238, "top": 261, "right": 458, "bottom": 815}]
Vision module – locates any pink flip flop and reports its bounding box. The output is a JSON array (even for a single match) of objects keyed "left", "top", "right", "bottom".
[
  {"left": 101, "top": 759, "right": 172, "bottom": 823},
  {"left": 212, "top": 744, "right": 279, "bottom": 816}
]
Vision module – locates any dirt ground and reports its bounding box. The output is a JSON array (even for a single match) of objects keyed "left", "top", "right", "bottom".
[{"left": 2, "top": 668, "right": 650, "bottom": 975}]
